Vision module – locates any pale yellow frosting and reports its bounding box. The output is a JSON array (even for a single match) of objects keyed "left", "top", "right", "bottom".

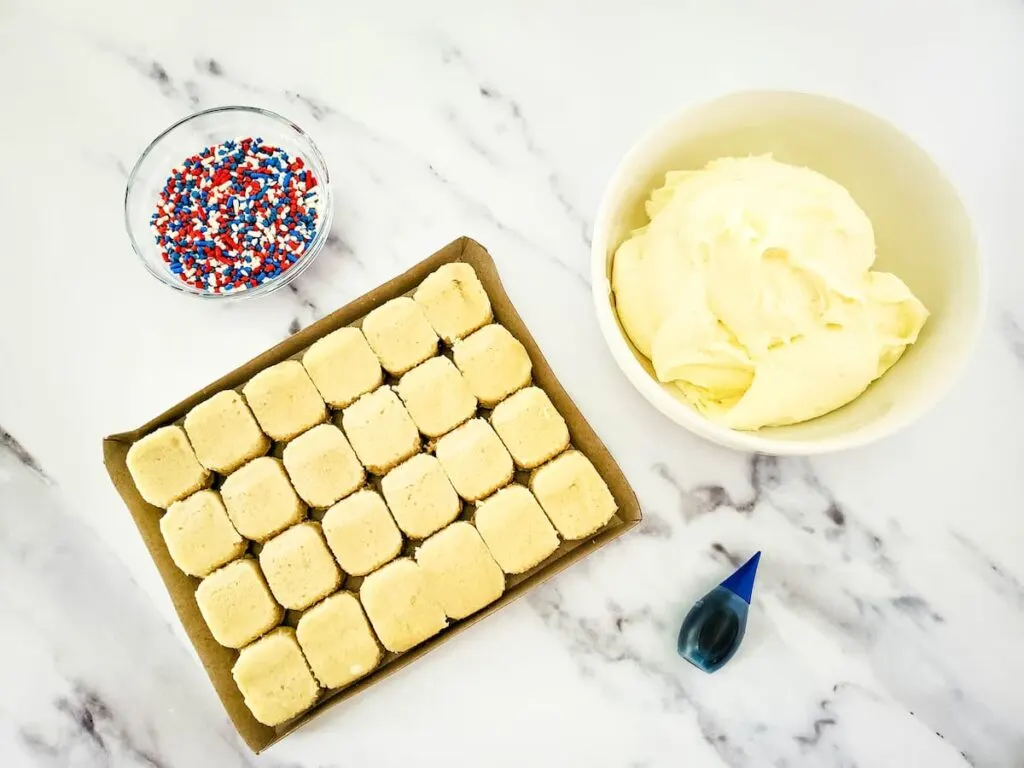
[{"left": 611, "top": 156, "right": 928, "bottom": 430}]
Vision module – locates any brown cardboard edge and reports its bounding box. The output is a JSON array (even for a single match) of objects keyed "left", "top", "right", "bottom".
[{"left": 103, "top": 236, "right": 641, "bottom": 753}]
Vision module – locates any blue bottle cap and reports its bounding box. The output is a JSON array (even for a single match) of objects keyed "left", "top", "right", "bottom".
[{"left": 718, "top": 551, "right": 760, "bottom": 604}]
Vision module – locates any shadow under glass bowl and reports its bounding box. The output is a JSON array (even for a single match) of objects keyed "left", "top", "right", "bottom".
[{"left": 124, "top": 105, "right": 333, "bottom": 300}]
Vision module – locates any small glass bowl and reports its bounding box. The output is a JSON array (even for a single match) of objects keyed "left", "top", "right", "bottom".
[{"left": 124, "top": 106, "right": 333, "bottom": 300}]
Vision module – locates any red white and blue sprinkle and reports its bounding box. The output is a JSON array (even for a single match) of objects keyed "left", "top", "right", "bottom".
[{"left": 150, "top": 137, "right": 320, "bottom": 294}]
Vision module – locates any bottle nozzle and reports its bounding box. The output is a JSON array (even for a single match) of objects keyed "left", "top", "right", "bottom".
[{"left": 718, "top": 551, "right": 760, "bottom": 604}]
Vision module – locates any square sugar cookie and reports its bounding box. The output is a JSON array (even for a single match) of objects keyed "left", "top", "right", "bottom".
[
  {"left": 242, "top": 360, "right": 327, "bottom": 441},
  {"left": 302, "top": 327, "right": 383, "bottom": 408},
  {"left": 416, "top": 522, "right": 505, "bottom": 620},
  {"left": 530, "top": 451, "right": 617, "bottom": 540},
  {"left": 396, "top": 356, "right": 477, "bottom": 438},
  {"left": 381, "top": 454, "right": 461, "bottom": 539},
  {"left": 453, "top": 324, "right": 532, "bottom": 407},
  {"left": 361, "top": 297, "right": 438, "bottom": 375},
  {"left": 282, "top": 424, "right": 364, "bottom": 508},
  {"left": 341, "top": 387, "right": 420, "bottom": 474},
  {"left": 126, "top": 425, "right": 211, "bottom": 508},
  {"left": 196, "top": 558, "right": 283, "bottom": 649},
  {"left": 413, "top": 262, "right": 492, "bottom": 342},
  {"left": 296, "top": 592, "right": 381, "bottom": 689},
  {"left": 160, "top": 490, "right": 246, "bottom": 577},
  {"left": 220, "top": 457, "right": 305, "bottom": 541},
  {"left": 490, "top": 387, "right": 570, "bottom": 469},
  {"left": 232, "top": 627, "right": 319, "bottom": 726},
  {"left": 359, "top": 558, "right": 447, "bottom": 653},
  {"left": 259, "top": 522, "right": 342, "bottom": 611},
  {"left": 322, "top": 490, "right": 402, "bottom": 576},
  {"left": 183, "top": 390, "right": 270, "bottom": 473},
  {"left": 434, "top": 419, "right": 513, "bottom": 501},
  {"left": 474, "top": 485, "right": 559, "bottom": 574}
]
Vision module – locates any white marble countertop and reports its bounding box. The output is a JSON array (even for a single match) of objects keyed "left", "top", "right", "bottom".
[{"left": 2, "top": 0, "right": 1023, "bottom": 766}]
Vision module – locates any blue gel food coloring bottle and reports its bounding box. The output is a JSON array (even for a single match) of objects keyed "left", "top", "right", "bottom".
[{"left": 677, "top": 552, "right": 760, "bottom": 673}]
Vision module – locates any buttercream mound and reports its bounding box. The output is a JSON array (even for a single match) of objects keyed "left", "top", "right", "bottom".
[{"left": 612, "top": 155, "right": 928, "bottom": 430}]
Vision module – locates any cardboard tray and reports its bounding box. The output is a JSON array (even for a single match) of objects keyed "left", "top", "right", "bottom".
[{"left": 103, "top": 236, "right": 642, "bottom": 752}]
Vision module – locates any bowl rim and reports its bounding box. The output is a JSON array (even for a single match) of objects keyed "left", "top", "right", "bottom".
[
  {"left": 123, "top": 104, "right": 334, "bottom": 301},
  {"left": 590, "top": 89, "right": 985, "bottom": 456}
]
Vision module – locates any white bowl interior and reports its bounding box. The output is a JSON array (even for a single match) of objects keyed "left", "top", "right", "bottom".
[{"left": 592, "top": 91, "right": 981, "bottom": 453}]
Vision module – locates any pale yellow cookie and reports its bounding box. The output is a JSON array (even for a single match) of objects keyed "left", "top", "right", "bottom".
[
  {"left": 302, "top": 327, "right": 383, "bottom": 408},
  {"left": 359, "top": 558, "right": 446, "bottom": 653},
  {"left": 381, "top": 454, "right": 461, "bottom": 539},
  {"left": 232, "top": 627, "right": 319, "bottom": 726},
  {"left": 321, "top": 490, "right": 402, "bottom": 576},
  {"left": 259, "top": 522, "right": 342, "bottom": 611},
  {"left": 340, "top": 387, "right": 420, "bottom": 474},
  {"left": 434, "top": 419, "right": 513, "bottom": 501},
  {"left": 195, "top": 558, "right": 283, "bottom": 649},
  {"left": 361, "top": 297, "right": 438, "bottom": 375},
  {"left": 396, "top": 356, "right": 477, "bottom": 438},
  {"left": 220, "top": 457, "right": 305, "bottom": 541},
  {"left": 183, "top": 390, "right": 270, "bottom": 473},
  {"left": 490, "top": 387, "right": 570, "bottom": 469},
  {"left": 282, "top": 424, "right": 364, "bottom": 507},
  {"left": 296, "top": 592, "right": 381, "bottom": 689},
  {"left": 160, "top": 490, "right": 246, "bottom": 577},
  {"left": 242, "top": 360, "right": 327, "bottom": 441},
  {"left": 126, "top": 425, "right": 211, "bottom": 508},
  {"left": 530, "top": 451, "right": 617, "bottom": 540},
  {"left": 416, "top": 522, "right": 505, "bottom": 619},
  {"left": 413, "top": 262, "right": 492, "bottom": 342},
  {"left": 474, "top": 485, "right": 559, "bottom": 574},
  {"left": 453, "top": 324, "right": 531, "bottom": 407}
]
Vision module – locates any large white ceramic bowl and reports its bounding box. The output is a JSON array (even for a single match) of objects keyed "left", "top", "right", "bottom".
[{"left": 592, "top": 91, "right": 983, "bottom": 455}]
